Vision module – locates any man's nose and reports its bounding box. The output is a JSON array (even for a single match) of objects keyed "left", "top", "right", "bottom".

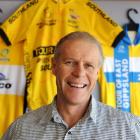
[{"left": 72, "top": 64, "right": 86, "bottom": 77}]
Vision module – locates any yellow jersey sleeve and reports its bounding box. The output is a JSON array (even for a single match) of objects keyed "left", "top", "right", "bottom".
[
  {"left": 0, "top": 0, "right": 40, "bottom": 44},
  {"left": 85, "top": 0, "right": 123, "bottom": 47}
]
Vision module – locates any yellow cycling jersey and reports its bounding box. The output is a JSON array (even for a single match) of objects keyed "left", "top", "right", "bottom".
[
  {"left": 0, "top": 0, "right": 123, "bottom": 110},
  {"left": 98, "top": 25, "right": 140, "bottom": 116},
  {"left": 0, "top": 37, "right": 26, "bottom": 137}
]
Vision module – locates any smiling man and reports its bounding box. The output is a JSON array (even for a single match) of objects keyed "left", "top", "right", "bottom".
[
  {"left": 2, "top": 31, "right": 140, "bottom": 140},
  {"left": 52, "top": 32, "right": 102, "bottom": 128}
]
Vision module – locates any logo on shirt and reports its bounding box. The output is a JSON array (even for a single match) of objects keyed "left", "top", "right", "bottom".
[
  {"left": 0, "top": 73, "right": 8, "bottom": 80},
  {"left": 8, "top": 0, "right": 38, "bottom": 24},
  {"left": 37, "top": 7, "right": 56, "bottom": 28},
  {"left": 86, "top": 0, "right": 118, "bottom": 27},
  {"left": 0, "top": 73, "right": 12, "bottom": 89},
  {"left": 33, "top": 46, "right": 55, "bottom": 57},
  {"left": 33, "top": 46, "right": 55, "bottom": 71},
  {"left": 117, "top": 45, "right": 125, "bottom": 53},
  {"left": 0, "top": 48, "right": 10, "bottom": 62},
  {"left": 68, "top": 9, "right": 80, "bottom": 29}
]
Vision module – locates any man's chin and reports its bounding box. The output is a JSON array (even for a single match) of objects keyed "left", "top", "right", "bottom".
[{"left": 66, "top": 96, "right": 90, "bottom": 106}]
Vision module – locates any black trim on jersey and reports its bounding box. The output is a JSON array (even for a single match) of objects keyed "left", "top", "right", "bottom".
[
  {"left": 112, "top": 31, "right": 125, "bottom": 48},
  {"left": 23, "top": 84, "right": 28, "bottom": 113},
  {"left": 0, "top": 28, "right": 11, "bottom": 46}
]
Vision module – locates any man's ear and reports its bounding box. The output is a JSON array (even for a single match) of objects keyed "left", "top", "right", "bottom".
[
  {"left": 96, "top": 69, "right": 100, "bottom": 79},
  {"left": 51, "top": 57, "right": 56, "bottom": 75}
]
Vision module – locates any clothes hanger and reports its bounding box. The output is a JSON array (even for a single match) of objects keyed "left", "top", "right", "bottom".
[
  {"left": 126, "top": 8, "right": 139, "bottom": 31},
  {"left": 0, "top": 8, "right": 3, "bottom": 25},
  {"left": 0, "top": 8, "right": 11, "bottom": 45}
]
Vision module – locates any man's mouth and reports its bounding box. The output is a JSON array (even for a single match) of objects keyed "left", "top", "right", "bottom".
[{"left": 67, "top": 82, "right": 87, "bottom": 88}]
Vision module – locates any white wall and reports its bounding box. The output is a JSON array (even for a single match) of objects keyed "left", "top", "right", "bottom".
[
  {"left": 0, "top": 1, "right": 25, "bottom": 23},
  {"left": 95, "top": 0, "right": 140, "bottom": 26}
]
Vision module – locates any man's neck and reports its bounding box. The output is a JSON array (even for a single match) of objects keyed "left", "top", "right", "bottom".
[{"left": 56, "top": 99, "right": 90, "bottom": 128}]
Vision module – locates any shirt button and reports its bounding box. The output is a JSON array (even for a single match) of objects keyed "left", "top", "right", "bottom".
[{"left": 68, "top": 131, "right": 72, "bottom": 135}]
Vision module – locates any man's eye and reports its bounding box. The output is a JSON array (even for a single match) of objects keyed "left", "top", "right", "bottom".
[
  {"left": 65, "top": 61, "right": 73, "bottom": 65},
  {"left": 85, "top": 64, "right": 94, "bottom": 69}
]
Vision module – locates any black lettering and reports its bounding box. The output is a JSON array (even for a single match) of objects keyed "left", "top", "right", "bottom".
[
  {"left": 0, "top": 83, "right": 4, "bottom": 88},
  {"left": 8, "top": 0, "right": 38, "bottom": 24},
  {"left": 26, "top": 72, "right": 32, "bottom": 87},
  {"left": 8, "top": 15, "right": 17, "bottom": 24},
  {"left": 5, "top": 83, "right": 12, "bottom": 89},
  {"left": 41, "top": 64, "right": 52, "bottom": 71},
  {"left": 0, "top": 83, "right": 12, "bottom": 88},
  {"left": 33, "top": 46, "right": 55, "bottom": 57},
  {"left": 20, "top": 7, "right": 26, "bottom": 13},
  {"left": 86, "top": 1, "right": 118, "bottom": 27}
]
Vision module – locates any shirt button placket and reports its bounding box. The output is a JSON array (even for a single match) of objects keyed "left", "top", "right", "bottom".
[
  {"left": 64, "top": 130, "right": 72, "bottom": 140},
  {"left": 68, "top": 131, "right": 72, "bottom": 135}
]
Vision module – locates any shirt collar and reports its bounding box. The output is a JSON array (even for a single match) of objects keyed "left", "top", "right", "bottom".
[
  {"left": 52, "top": 0, "right": 72, "bottom": 4},
  {"left": 79, "top": 95, "right": 98, "bottom": 124},
  {"left": 37, "top": 103, "right": 54, "bottom": 127},
  {"left": 38, "top": 99, "right": 67, "bottom": 127},
  {"left": 51, "top": 99, "right": 69, "bottom": 127},
  {"left": 38, "top": 95, "right": 98, "bottom": 127},
  {"left": 88, "top": 95, "right": 98, "bottom": 124}
]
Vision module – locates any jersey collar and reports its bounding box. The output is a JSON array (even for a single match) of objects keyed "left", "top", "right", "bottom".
[
  {"left": 52, "top": 0, "right": 72, "bottom": 4},
  {"left": 123, "top": 24, "right": 140, "bottom": 45}
]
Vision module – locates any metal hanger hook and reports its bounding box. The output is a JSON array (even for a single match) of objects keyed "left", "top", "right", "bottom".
[
  {"left": 0, "top": 8, "right": 3, "bottom": 13},
  {"left": 127, "top": 8, "right": 138, "bottom": 24},
  {"left": 0, "top": 8, "right": 3, "bottom": 21}
]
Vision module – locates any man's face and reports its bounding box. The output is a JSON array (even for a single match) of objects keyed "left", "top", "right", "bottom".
[{"left": 52, "top": 39, "right": 100, "bottom": 106}]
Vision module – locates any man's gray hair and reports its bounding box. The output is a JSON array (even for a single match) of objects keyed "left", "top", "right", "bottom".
[{"left": 54, "top": 31, "right": 104, "bottom": 67}]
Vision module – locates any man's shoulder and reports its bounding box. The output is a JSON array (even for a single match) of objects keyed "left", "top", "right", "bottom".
[
  {"left": 97, "top": 101, "right": 140, "bottom": 125},
  {"left": 16, "top": 104, "right": 52, "bottom": 127},
  {"left": 2, "top": 104, "right": 54, "bottom": 139}
]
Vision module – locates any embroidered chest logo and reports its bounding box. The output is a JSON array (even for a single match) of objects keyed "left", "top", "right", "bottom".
[
  {"left": 37, "top": 7, "right": 56, "bottom": 28},
  {"left": 67, "top": 8, "right": 80, "bottom": 29}
]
